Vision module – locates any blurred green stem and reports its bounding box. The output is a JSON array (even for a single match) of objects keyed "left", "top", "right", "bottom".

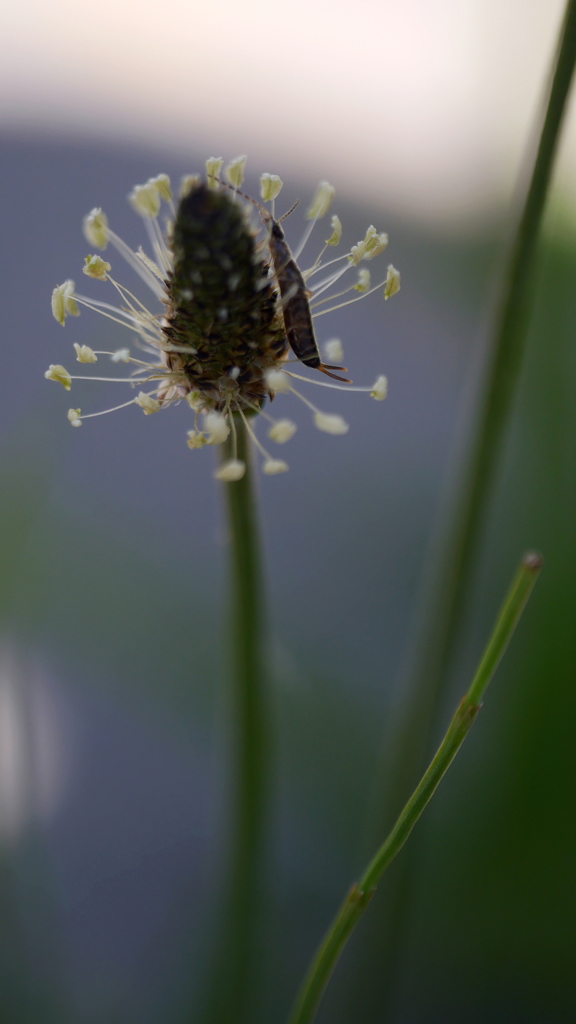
[
  {"left": 203, "top": 418, "right": 269, "bottom": 1023},
  {"left": 287, "top": 555, "right": 542, "bottom": 1024},
  {"left": 352, "top": 3, "right": 576, "bottom": 1009}
]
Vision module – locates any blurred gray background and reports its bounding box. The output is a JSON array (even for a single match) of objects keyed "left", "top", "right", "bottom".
[{"left": 1, "top": 1, "right": 576, "bottom": 1021}]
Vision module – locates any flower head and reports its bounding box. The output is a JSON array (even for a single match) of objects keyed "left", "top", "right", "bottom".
[{"left": 45, "top": 156, "right": 399, "bottom": 478}]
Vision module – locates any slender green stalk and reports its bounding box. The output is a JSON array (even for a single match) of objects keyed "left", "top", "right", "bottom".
[
  {"left": 287, "top": 554, "right": 542, "bottom": 1024},
  {"left": 202, "top": 417, "right": 269, "bottom": 1023},
  {"left": 352, "top": 4, "right": 576, "bottom": 1009}
]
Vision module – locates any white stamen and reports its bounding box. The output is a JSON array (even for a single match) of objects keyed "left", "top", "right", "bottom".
[
  {"left": 83, "top": 254, "right": 111, "bottom": 280},
  {"left": 323, "top": 338, "right": 344, "bottom": 363},
  {"left": 206, "top": 157, "right": 224, "bottom": 189},
  {"left": 111, "top": 348, "right": 131, "bottom": 363},
  {"left": 384, "top": 265, "right": 401, "bottom": 299},
  {"left": 260, "top": 173, "right": 283, "bottom": 202},
  {"left": 325, "top": 215, "right": 342, "bottom": 246},
  {"left": 83, "top": 208, "right": 109, "bottom": 250},
  {"left": 306, "top": 181, "right": 335, "bottom": 220},
  {"left": 204, "top": 411, "right": 230, "bottom": 445},
  {"left": 187, "top": 430, "right": 207, "bottom": 449},
  {"left": 134, "top": 392, "right": 160, "bottom": 415},
  {"left": 52, "top": 280, "right": 79, "bottom": 325},
  {"left": 45, "top": 364, "right": 72, "bottom": 390},
  {"left": 313, "top": 412, "right": 349, "bottom": 435},
  {"left": 268, "top": 419, "right": 297, "bottom": 444},
  {"left": 74, "top": 344, "right": 97, "bottom": 364},
  {"left": 266, "top": 369, "right": 291, "bottom": 393},
  {"left": 371, "top": 375, "right": 388, "bottom": 400},
  {"left": 67, "top": 408, "right": 82, "bottom": 427},
  {"left": 226, "top": 156, "right": 247, "bottom": 189},
  {"left": 214, "top": 460, "right": 245, "bottom": 482},
  {"left": 263, "top": 459, "right": 289, "bottom": 475}
]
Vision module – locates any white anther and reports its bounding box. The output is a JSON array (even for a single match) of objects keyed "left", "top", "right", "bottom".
[
  {"left": 83, "top": 208, "right": 109, "bottom": 249},
  {"left": 313, "top": 412, "right": 349, "bottom": 435},
  {"left": 134, "top": 392, "right": 160, "bottom": 414},
  {"left": 349, "top": 241, "right": 367, "bottom": 266},
  {"left": 45, "top": 364, "right": 72, "bottom": 390},
  {"left": 129, "top": 182, "right": 161, "bottom": 218},
  {"left": 149, "top": 174, "right": 172, "bottom": 201},
  {"left": 83, "top": 254, "right": 111, "bottom": 280},
  {"left": 323, "top": 338, "right": 343, "bottom": 363},
  {"left": 206, "top": 157, "right": 224, "bottom": 189},
  {"left": 268, "top": 419, "right": 297, "bottom": 444},
  {"left": 67, "top": 408, "right": 82, "bottom": 427},
  {"left": 263, "top": 459, "right": 289, "bottom": 475},
  {"left": 226, "top": 156, "right": 247, "bottom": 188},
  {"left": 354, "top": 269, "right": 371, "bottom": 293},
  {"left": 384, "top": 265, "right": 401, "bottom": 299},
  {"left": 51, "top": 280, "right": 79, "bottom": 325},
  {"left": 110, "top": 348, "right": 131, "bottom": 363},
  {"left": 370, "top": 375, "right": 388, "bottom": 400},
  {"left": 260, "top": 173, "right": 283, "bottom": 202},
  {"left": 180, "top": 174, "right": 201, "bottom": 197},
  {"left": 325, "top": 215, "right": 342, "bottom": 246},
  {"left": 204, "top": 411, "right": 230, "bottom": 445},
  {"left": 74, "top": 343, "right": 97, "bottom": 363},
  {"left": 363, "top": 226, "right": 389, "bottom": 259},
  {"left": 266, "top": 369, "right": 290, "bottom": 393},
  {"left": 214, "top": 460, "right": 246, "bottom": 482},
  {"left": 186, "top": 430, "right": 207, "bottom": 449},
  {"left": 307, "top": 181, "right": 335, "bottom": 220}
]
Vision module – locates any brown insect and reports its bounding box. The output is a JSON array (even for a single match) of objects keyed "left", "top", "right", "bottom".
[{"left": 211, "top": 178, "right": 351, "bottom": 383}]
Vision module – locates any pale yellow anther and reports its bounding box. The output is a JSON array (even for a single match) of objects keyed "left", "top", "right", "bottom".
[
  {"left": 67, "top": 408, "right": 82, "bottom": 427},
  {"left": 363, "top": 225, "right": 389, "bottom": 260},
  {"left": 52, "top": 280, "right": 79, "bottom": 325},
  {"left": 74, "top": 343, "right": 97, "bottom": 363},
  {"left": 325, "top": 215, "right": 342, "bottom": 246},
  {"left": 204, "top": 411, "right": 230, "bottom": 445},
  {"left": 214, "top": 460, "right": 246, "bottom": 482},
  {"left": 45, "top": 364, "right": 72, "bottom": 390},
  {"left": 306, "top": 181, "right": 335, "bottom": 220},
  {"left": 225, "top": 156, "right": 247, "bottom": 189},
  {"left": 324, "top": 338, "right": 344, "bottom": 363},
  {"left": 180, "top": 175, "right": 201, "bottom": 198},
  {"left": 186, "top": 390, "right": 203, "bottom": 410},
  {"left": 83, "top": 208, "right": 109, "bottom": 250},
  {"left": 149, "top": 174, "right": 172, "bottom": 201},
  {"left": 206, "top": 157, "right": 224, "bottom": 190},
  {"left": 263, "top": 459, "right": 289, "bottom": 475},
  {"left": 370, "top": 375, "right": 388, "bottom": 400},
  {"left": 266, "top": 369, "right": 290, "bottom": 393},
  {"left": 313, "top": 412, "right": 349, "bottom": 435},
  {"left": 384, "top": 265, "right": 401, "bottom": 299},
  {"left": 354, "top": 269, "right": 371, "bottom": 293},
  {"left": 348, "top": 240, "right": 367, "bottom": 266},
  {"left": 134, "top": 392, "right": 160, "bottom": 414},
  {"left": 260, "top": 173, "right": 283, "bottom": 202},
  {"left": 111, "top": 348, "right": 130, "bottom": 363},
  {"left": 186, "top": 430, "right": 207, "bottom": 449},
  {"left": 83, "top": 254, "right": 111, "bottom": 280},
  {"left": 268, "top": 419, "right": 297, "bottom": 444},
  {"left": 129, "top": 182, "right": 161, "bottom": 218}
]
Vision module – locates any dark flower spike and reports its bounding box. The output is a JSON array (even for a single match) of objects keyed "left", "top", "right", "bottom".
[{"left": 45, "top": 159, "right": 399, "bottom": 480}]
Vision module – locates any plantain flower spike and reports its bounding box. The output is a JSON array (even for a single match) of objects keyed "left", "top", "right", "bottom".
[{"left": 45, "top": 156, "right": 400, "bottom": 479}]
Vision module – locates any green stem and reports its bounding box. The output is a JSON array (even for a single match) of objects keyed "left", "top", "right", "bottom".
[
  {"left": 352, "top": 4, "right": 576, "bottom": 1009},
  {"left": 202, "top": 418, "right": 269, "bottom": 1023},
  {"left": 286, "top": 554, "right": 542, "bottom": 1024}
]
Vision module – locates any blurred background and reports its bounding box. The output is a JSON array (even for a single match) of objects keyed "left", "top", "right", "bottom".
[{"left": 1, "top": 1, "right": 575, "bottom": 1021}]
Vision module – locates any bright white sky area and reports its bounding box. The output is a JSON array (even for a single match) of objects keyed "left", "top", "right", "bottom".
[{"left": 2, "top": 0, "right": 575, "bottom": 224}]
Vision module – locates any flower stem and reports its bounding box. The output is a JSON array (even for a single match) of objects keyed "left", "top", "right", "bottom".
[
  {"left": 203, "top": 418, "right": 269, "bottom": 1023},
  {"left": 286, "top": 554, "right": 542, "bottom": 1024},
  {"left": 351, "top": 2, "right": 576, "bottom": 1009}
]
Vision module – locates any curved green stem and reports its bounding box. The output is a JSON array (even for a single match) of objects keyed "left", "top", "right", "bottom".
[
  {"left": 202, "top": 418, "right": 269, "bottom": 1024},
  {"left": 351, "top": 4, "right": 576, "bottom": 1011},
  {"left": 286, "top": 555, "right": 542, "bottom": 1024}
]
